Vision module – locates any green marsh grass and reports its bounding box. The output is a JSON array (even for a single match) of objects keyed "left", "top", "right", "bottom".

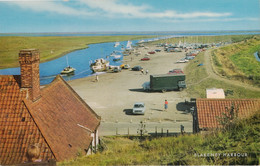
[
  {"left": 212, "top": 36, "right": 260, "bottom": 86},
  {"left": 184, "top": 40, "right": 260, "bottom": 98},
  {"left": 0, "top": 35, "right": 153, "bottom": 69}
]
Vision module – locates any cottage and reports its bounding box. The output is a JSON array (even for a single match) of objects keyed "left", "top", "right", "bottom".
[
  {"left": 193, "top": 98, "right": 260, "bottom": 133},
  {"left": 0, "top": 49, "right": 101, "bottom": 165}
]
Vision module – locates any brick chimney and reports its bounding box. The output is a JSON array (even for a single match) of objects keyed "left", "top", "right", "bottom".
[{"left": 19, "top": 49, "right": 41, "bottom": 101}]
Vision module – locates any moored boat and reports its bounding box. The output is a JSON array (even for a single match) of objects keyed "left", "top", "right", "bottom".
[
  {"left": 61, "top": 66, "right": 76, "bottom": 75},
  {"left": 61, "top": 55, "right": 75, "bottom": 75},
  {"left": 114, "top": 42, "right": 120, "bottom": 47},
  {"left": 90, "top": 58, "right": 110, "bottom": 73}
]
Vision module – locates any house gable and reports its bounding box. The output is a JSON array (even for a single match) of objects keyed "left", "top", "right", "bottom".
[{"left": 24, "top": 75, "right": 101, "bottom": 161}]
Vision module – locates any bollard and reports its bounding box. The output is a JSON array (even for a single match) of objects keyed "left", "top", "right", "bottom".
[
  {"left": 167, "top": 130, "right": 169, "bottom": 137},
  {"left": 181, "top": 125, "right": 184, "bottom": 135},
  {"left": 116, "top": 128, "right": 118, "bottom": 135},
  {"left": 155, "top": 126, "right": 157, "bottom": 137},
  {"left": 161, "top": 128, "right": 163, "bottom": 137}
]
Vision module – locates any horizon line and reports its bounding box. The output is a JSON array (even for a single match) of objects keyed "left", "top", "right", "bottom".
[{"left": 1, "top": 30, "right": 260, "bottom": 35}]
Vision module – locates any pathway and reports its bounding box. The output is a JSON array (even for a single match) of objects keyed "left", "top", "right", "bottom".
[{"left": 204, "top": 49, "right": 260, "bottom": 92}]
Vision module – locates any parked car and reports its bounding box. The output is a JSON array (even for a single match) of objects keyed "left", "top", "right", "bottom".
[
  {"left": 186, "top": 56, "right": 195, "bottom": 60},
  {"left": 141, "top": 57, "right": 150, "bottom": 61},
  {"left": 123, "top": 64, "right": 130, "bottom": 69},
  {"left": 132, "top": 102, "right": 145, "bottom": 115},
  {"left": 148, "top": 51, "right": 155, "bottom": 54},
  {"left": 113, "top": 66, "right": 121, "bottom": 72},
  {"left": 168, "top": 68, "right": 184, "bottom": 74},
  {"left": 176, "top": 58, "right": 189, "bottom": 63},
  {"left": 132, "top": 66, "right": 143, "bottom": 71},
  {"left": 120, "top": 64, "right": 130, "bottom": 69}
]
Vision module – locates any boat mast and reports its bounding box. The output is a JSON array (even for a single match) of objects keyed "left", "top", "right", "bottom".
[{"left": 66, "top": 55, "right": 69, "bottom": 67}]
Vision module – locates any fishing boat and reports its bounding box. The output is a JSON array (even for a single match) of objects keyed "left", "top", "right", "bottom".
[
  {"left": 110, "top": 51, "right": 122, "bottom": 61},
  {"left": 90, "top": 58, "right": 110, "bottom": 73},
  {"left": 114, "top": 42, "right": 120, "bottom": 47},
  {"left": 61, "top": 55, "right": 75, "bottom": 75},
  {"left": 138, "top": 40, "right": 145, "bottom": 44},
  {"left": 113, "top": 56, "right": 121, "bottom": 61}
]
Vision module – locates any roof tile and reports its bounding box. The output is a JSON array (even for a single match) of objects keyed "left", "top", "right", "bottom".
[
  {"left": 0, "top": 75, "right": 54, "bottom": 165},
  {"left": 25, "top": 75, "right": 100, "bottom": 161},
  {"left": 196, "top": 98, "right": 260, "bottom": 129}
]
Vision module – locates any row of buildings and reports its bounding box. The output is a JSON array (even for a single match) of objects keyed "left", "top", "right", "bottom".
[{"left": 0, "top": 49, "right": 259, "bottom": 165}]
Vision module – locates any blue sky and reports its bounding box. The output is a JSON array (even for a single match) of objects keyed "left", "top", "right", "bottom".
[{"left": 0, "top": 0, "right": 259, "bottom": 33}]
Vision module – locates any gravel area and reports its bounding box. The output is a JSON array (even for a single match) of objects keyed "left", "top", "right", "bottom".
[{"left": 68, "top": 44, "right": 193, "bottom": 135}]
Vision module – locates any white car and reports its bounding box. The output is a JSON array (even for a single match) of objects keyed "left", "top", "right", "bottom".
[
  {"left": 132, "top": 102, "right": 145, "bottom": 115},
  {"left": 176, "top": 58, "right": 189, "bottom": 63}
]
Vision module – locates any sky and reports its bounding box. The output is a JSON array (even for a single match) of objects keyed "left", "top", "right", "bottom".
[{"left": 0, "top": 0, "right": 259, "bottom": 33}]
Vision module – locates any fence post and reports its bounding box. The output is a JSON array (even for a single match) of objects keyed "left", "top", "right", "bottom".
[
  {"left": 116, "top": 128, "right": 118, "bottom": 135},
  {"left": 155, "top": 126, "right": 157, "bottom": 137},
  {"left": 128, "top": 127, "right": 129, "bottom": 137},
  {"left": 167, "top": 130, "right": 169, "bottom": 137},
  {"left": 161, "top": 128, "right": 163, "bottom": 137},
  {"left": 181, "top": 125, "right": 184, "bottom": 135}
]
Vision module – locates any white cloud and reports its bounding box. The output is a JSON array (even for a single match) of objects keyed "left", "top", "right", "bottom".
[
  {"left": 2, "top": 0, "right": 232, "bottom": 19},
  {"left": 78, "top": 0, "right": 232, "bottom": 19},
  {"left": 165, "top": 17, "right": 259, "bottom": 23},
  {"left": 2, "top": 0, "right": 94, "bottom": 16}
]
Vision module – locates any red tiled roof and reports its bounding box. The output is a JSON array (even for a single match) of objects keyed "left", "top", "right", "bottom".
[
  {"left": 24, "top": 75, "right": 101, "bottom": 161},
  {"left": 0, "top": 75, "right": 54, "bottom": 165},
  {"left": 0, "top": 74, "right": 101, "bottom": 164},
  {"left": 196, "top": 98, "right": 260, "bottom": 129}
]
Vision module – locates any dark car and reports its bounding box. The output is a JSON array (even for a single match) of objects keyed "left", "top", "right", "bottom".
[
  {"left": 132, "top": 66, "right": 143, "bottom": 71},
  {"left": 141, "top": 57, "right": 150, "bottom": 61}
]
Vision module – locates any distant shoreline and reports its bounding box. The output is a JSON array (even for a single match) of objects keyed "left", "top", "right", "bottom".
[{"left": 1, "top": 30, "right": 260, "bottom": 37}]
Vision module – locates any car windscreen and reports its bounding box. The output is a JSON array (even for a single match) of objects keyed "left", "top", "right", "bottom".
[{"left": 134, "top": 104, "right": 144, "bottom": 108}]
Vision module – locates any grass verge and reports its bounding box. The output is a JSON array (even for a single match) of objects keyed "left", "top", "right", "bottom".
[
  {"left": 59, "top": 112, "right": 260, "bottom": 165},
  {"left": 184, "top": 47, "right": 260, "bottom": 98},
  {"left": 212, "top": 36, "right": 260, "bottom": 86}
]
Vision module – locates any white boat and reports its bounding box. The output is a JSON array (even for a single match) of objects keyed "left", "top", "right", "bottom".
[
  {"left": 90, "top": 58, "right": 110, "bottom": 73},
  {"left": 126, "top": 40, "right": 132, "bottom": 50},
  {"left": 61, "top": 55, "right": 75, "bottom": 75},
  {"left": 138, "top": 40, "right": 145, "bottom": 44},
  {"left": 114, "top": 42, "right": 120, "bottom": 47},
  {"left": 61, "top": 66, "right": 76, "bottom": 75}
]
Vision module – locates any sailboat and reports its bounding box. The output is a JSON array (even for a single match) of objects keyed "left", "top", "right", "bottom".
[
  {"left": 61, "top": 55, "right": 76, "bottom": 75},
  {"left": 126, "top": 40, "right": 133, "bottom": 50}
]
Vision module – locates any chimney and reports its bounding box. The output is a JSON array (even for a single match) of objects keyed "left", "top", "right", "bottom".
[{"left": 19, "top": 49, "right": 41, "bottom": 101}]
